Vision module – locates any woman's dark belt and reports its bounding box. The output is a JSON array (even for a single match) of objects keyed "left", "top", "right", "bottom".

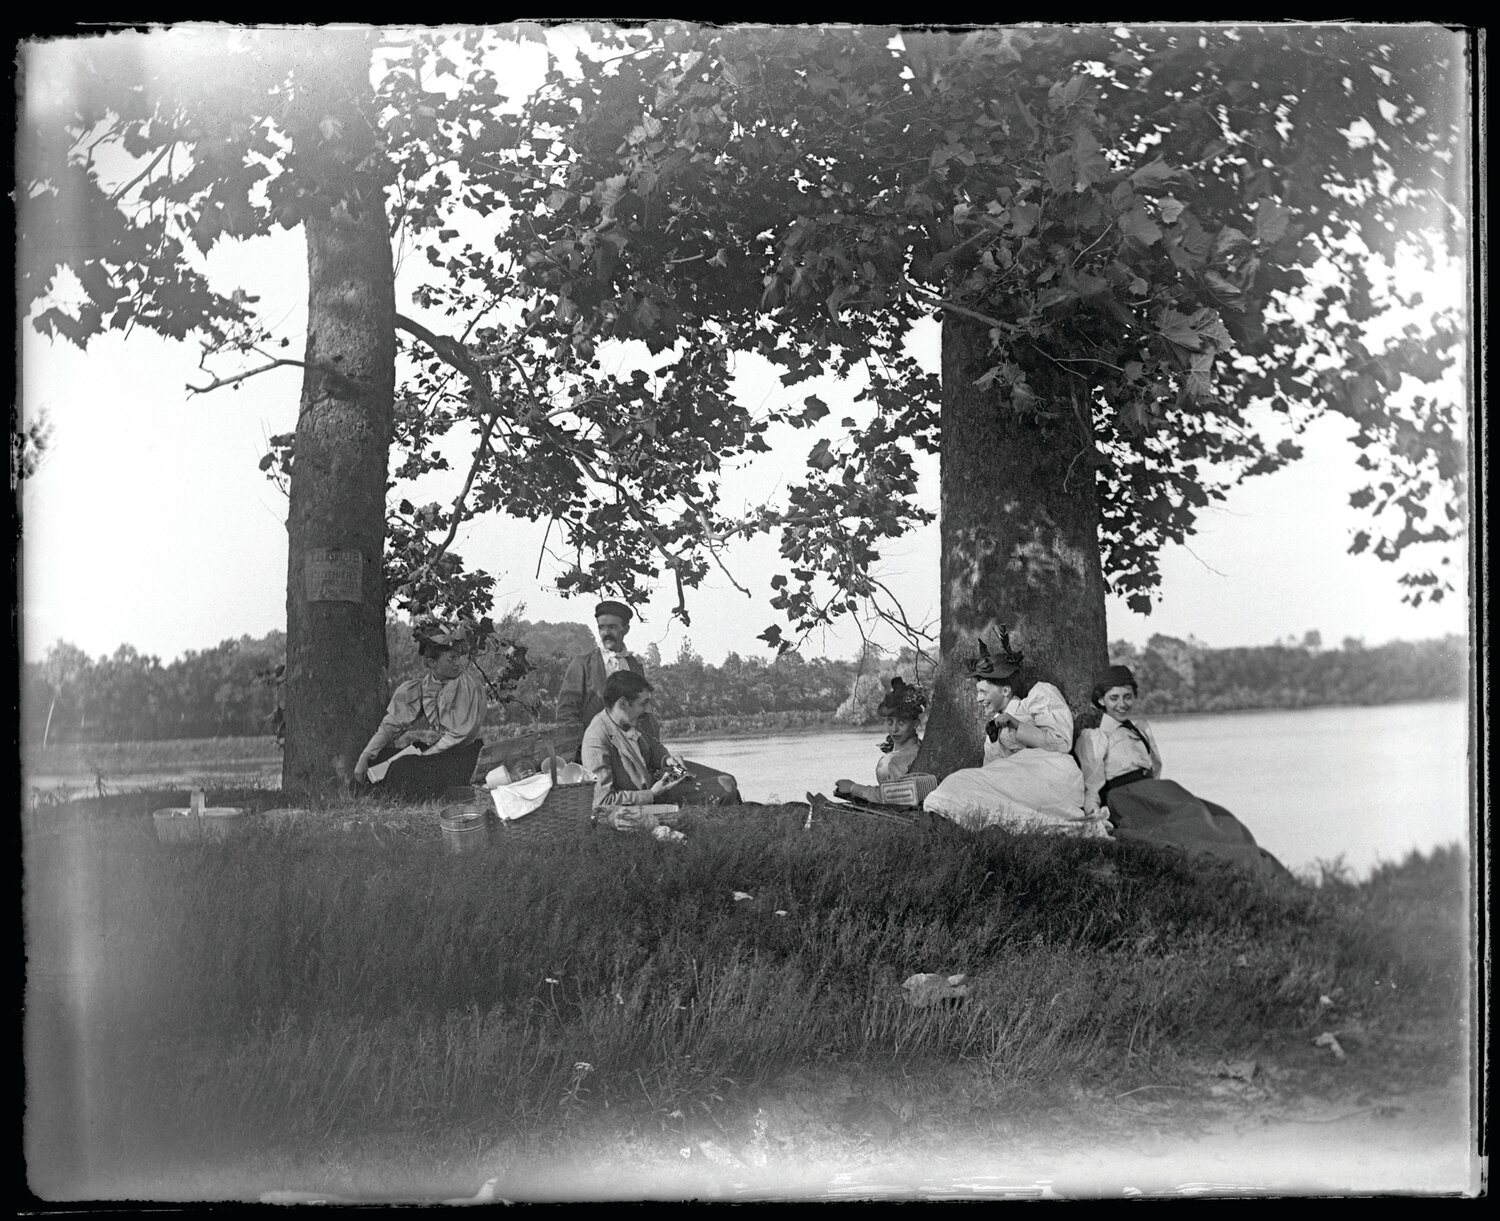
[{"left": 1100, "top": 768, "right": 1153, "bottom": 803}]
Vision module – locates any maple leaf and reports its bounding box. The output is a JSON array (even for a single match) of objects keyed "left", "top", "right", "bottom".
[
  {"left": 801, "top": 394, "right": 830, "bottom": 425},
  {"left": 807, "top": 438, "right": 837, "bottom": 472},
  {"left": 1156, "top": 309, "right": 1203, "bottom": 351},
  {"left": 1118, "top": 207, "right": 1162, "bottom": 246},
  {"left": 1130, "top": 158, "right": 1177, "bottom": 188}
]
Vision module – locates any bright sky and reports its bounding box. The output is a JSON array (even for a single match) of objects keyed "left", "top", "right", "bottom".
[{"left": 16, "top": 28, "right": 1473, "bottom": 669}]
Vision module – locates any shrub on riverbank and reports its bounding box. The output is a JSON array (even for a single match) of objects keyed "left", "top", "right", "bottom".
[{"left": 24, "top": 796, "right": 1469, "bottom": 1189}]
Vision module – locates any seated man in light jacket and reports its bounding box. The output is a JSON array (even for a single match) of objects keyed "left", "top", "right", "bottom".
[
  {"left": 558, "top": 597, "right": 741, "bottom": 804},
  {"left": 581, "top": 670, "right": 690, "bottom": 832}
]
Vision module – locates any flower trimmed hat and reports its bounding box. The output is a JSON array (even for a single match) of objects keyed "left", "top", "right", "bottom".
[
  {"left": 412, "top": 617, "right": 471, "bottom": 653},
  {"left": 876, "top": 676, "right": 928, "bottom": 721}
]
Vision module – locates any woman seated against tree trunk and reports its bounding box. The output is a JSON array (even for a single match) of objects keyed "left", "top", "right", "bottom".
[
  {"left": 924, "top": 629, "right": 1107, "bottom": 836},
  {"left": 353, "top": 623, "right": 487, "bottom": 800},
  {"left": 833, "top": 677, "right": 936, "bottom": 806},
  {"left": 1075, "top": 664, "right": 1293, "bottom": 881}
]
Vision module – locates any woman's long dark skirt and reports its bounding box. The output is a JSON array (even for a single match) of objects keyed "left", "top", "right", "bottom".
[
  {"left": 672, "top": 759, "right": 742, "bottom": 805},
  {"left": 1106, "top": 778, "right": 1294, "bottom": 882},
  {"left": 369, "top": 738, "right": 485, "bottom": 801}
]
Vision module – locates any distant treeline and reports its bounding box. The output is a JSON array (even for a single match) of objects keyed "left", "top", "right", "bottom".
[
  {"left": 1101, "top": 632, "right": 1467, "bottom": 717},
  {"left": 20, "top": 624, "right": 1466, "bottom": 745}
]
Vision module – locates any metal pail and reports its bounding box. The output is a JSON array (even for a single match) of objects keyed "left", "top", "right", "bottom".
[{"left": 439, "top": 805, "right": 493, "bottom": 854}]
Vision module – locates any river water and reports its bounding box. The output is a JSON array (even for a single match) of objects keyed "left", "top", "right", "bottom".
[{"left": 678, "top": 699, "right": 1471, "bottom": 878}]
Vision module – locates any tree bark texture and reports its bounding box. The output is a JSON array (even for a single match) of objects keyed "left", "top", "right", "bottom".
[
  {"left": 281, "top": 37, "right": 395, "bottom": 794},
  {"left": 914, "top": 314, "right": 1110, "bottom": 779}
]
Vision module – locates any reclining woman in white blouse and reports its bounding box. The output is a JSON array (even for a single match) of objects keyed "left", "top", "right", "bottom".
[{"left": 1075, "top": 663, "right": 1291, "bottom": 880}]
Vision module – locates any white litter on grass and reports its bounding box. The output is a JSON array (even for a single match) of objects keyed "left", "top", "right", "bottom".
[
  {"left": 1213, "top": 1059, "right": 1258, "bottom": 1082},
  {"left": 1314, "top": 1031, "right": 1348, "bottom": 1060},
  {"left": 732, "top": 891, "right": 755, "bottom": 901},
  {"left": 902, "top": 972, "right": 972, "bottom": 1007}
]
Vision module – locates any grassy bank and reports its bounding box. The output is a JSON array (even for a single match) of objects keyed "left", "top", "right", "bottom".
[{"left": 24, "top": 793, "right": 1471, "bottom": 1200}]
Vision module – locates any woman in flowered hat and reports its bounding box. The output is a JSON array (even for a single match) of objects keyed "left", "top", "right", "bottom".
[
  {"left": 834, "top": 676, "right": 928, "bottom": 805},
  {"left": 1076, "top": 664, "right": 1291, "bottom": 880},
  {"left": 354, "top": 621, "right": 488, "bottom": 799},
  {"left": 924, "top": 628, "right": 1104, "bottom": 836}
]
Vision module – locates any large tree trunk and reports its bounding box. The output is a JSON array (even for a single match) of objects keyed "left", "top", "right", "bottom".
[
  {"left": 914, "top": 314, "right": 1110, "bottom": 779},
  {"left": 281, "top": 37, "right": 395, "bottom": 795}
]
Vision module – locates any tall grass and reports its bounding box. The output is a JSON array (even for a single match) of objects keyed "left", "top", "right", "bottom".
[{"left": 24, "top": 802, "right": 1469, "bottom": 1180}]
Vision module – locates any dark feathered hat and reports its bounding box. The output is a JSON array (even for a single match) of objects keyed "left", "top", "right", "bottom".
[{"left": 967, "top": 625, "right": 1024, "bottom": 683}]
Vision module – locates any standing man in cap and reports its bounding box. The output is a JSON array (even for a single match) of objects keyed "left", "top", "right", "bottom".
[
  {"left": 557, "top": 599, "right": 741, "bottom": 804},
  {"left": 354, "top": 621, "right": 488, "bottom": 799},
  {"left": 556, "top": 600, "right": 660, "bottom": 741}
]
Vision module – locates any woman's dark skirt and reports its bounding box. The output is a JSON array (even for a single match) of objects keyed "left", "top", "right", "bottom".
[
  {"left": 672, "top": 759, "right": 742, "bottom": 805},
  {"left": 1106, "top": 777, "right": 1294, "bottom": 882},
  {"left": 369, "top": 738, "right": 485, "bottom": 801}
]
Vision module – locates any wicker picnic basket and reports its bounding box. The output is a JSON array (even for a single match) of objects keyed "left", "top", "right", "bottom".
[{"left": 493, "top": 746, "right": 596, "bottom": 843}]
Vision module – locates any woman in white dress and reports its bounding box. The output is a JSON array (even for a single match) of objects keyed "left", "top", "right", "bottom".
[{"left": 925, "top": 632, "right": 1105, "bottom": 836}]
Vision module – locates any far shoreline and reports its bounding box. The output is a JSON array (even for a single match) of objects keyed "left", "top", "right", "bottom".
[{"left": 663, "top": 694, "right": 1469, "bottom": 742}]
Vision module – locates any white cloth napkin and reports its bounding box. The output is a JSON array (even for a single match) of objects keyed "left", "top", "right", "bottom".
[{"left": 489, "top": 773, "right": 554, "bottom": 821}]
